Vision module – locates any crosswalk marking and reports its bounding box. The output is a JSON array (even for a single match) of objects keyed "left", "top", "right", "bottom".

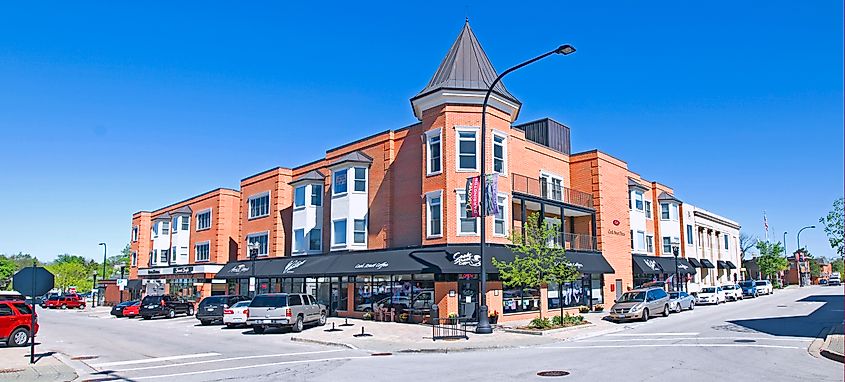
[
  {"left": 607, "top": 332, "right": 699, "bottom": 337},
  {"left": 541, "top": 343, "right": 803, "bottom": 350},
  {"left": 584, "top": 337, "right": 813, "bottom": 343},
  {"left": 111, "top": 350, "right": 346, "bottom": 372},
  {"left": 90, "top": 352, "right": 221, "bottom": 368},
  {"left": 132, "top": 356, "right": 377, "bottom": 380}
]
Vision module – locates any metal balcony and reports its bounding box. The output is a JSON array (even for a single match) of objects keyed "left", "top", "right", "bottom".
[{"left": 511, "top": 174, "right": 594, "bottom": 209}]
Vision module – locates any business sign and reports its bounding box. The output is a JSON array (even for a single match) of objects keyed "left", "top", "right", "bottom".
[
  {"left": 229, "top": 264, "right": 250, "bottom": 274},
  {"left": 173, "top": 266, "right": 194, "bottom": 274},
  {"left": 354, "top": 262, "right": 389, "bottom": 270},
  {"left": 452, "top": 252, "right": 481, "bottom": 267},
  {"left": 283, "top": 260, "right": 307, "bottom": 274}
]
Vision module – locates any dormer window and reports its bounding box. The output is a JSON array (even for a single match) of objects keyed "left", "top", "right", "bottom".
[
  {"left": 294, "top": 186, "right": 306, "bottom": 208},
  {"left": 333, "top": 169, "right": 348, "bottom": 195},
  {"left": 633, "top": 191, "right": 644, "bottom": 211},
  {"left": 311, "top": 185, "right": 323, "bottom": 206},
  {"left": 353, "top": 168, "right": 367, "bottom": 192}
]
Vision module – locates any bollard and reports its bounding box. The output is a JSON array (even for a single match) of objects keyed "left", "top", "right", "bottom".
[
  {"left": 430, "top": 304, "right": 440, "bottom": 325},
  {"left": 340, "top": 317, "right": 354, "bottom": 327},
  {"left": 353, "top": 326, "right": 372, "bottom": 337}
]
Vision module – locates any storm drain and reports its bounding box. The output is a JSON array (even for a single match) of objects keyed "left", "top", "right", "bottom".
[
  {"left": 734, "top": 339, "right": 757, "bottom": 343},
  {"left": 71, "top": 355, "right": 99, "bottom": 361},
  {"left": 537, "top": 370, "right": 570, "bottom": 377}
]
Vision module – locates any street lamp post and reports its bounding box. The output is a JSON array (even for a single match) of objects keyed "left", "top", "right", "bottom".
[
  {"left": 476, "top": 44, "right": 576, "bottom": 335},
  {"left": 92, "top": 271, "right": 98, "bottom": 308},
  {"left": 98, "top": 242, "right": 107, "bottom": 280},
  {"left": 248, "top": 242, "right": 260, "bottom": 298},
  {"left": 671, "top": 240, "right": 681, "bottom": 292},
  {"left": 797, "top": 225, "right": 815, "bottom": 287}
]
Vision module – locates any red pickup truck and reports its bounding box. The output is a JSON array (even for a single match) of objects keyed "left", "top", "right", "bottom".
[
  {"left": 0, "top": 301, "right": 38, "bottom": 346},
  {"left": 44, "top": 294, "right": 86, "bottom": 309}
]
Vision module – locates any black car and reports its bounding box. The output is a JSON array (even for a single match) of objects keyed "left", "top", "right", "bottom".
[
  {"left": 110, "top": 300, "right": 138, "bottom": 317},
  {"left": 196, "top": 295, "right": 249, "bottom": 325},
  {"left": 140, "top": 295, "right": 194, "bottom": 320}
]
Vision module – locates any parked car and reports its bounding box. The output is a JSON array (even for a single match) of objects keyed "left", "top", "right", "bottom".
[
  {"left": 668, "top": 291, "right": 695, "bottom": 312},
  {"left": 140, "top": 295, "right": 194, "bottom": 320},
  {"left": 111, "top": 301, "right": 137, "bottom": 317},
  {"left": 247, "top": 293, "right": 327, "bottom": 333},
  {"left": 122, "top": 301, "right": 141, "bottom": 318},
  {"left": 196, "top": 295, "right": 249, "bottom": 325},
  {"left": 44, "top": 295, "right": 86, "bottom": 309},
  {"left": 828, "top": 276, "right": 841, "bottom": 286},
  {"left": 755, "top": 280, "right": 774, "bottom": 295},
  {"left": 696, "top": 286, "right": 726, "bottom": 305},
  {"left": 607, "top": 287, "right": 671, "bottom": 322},
  {"left": 0, "top": 291, "right": 24, "bottom": 301},
  {"left": 0, "top": 301, "right": 38, "bottom": 347},
  {"left": 721, "top": 284, "right": 743, "bottom": 301},
  {"left": 739, "top": 280, "right": 759, "bottom": 297},
  {"left": 223, "top": 300, "right": 251, "bottom": 328}
]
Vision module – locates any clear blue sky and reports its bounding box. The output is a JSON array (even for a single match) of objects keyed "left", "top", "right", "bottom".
[{"left": 0, "top": 1, "right": 841, "bottom": 262}]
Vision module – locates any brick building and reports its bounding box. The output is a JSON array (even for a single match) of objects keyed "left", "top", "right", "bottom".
[{"left": 128, "top": 22, "right": 739, "bottom": 322}]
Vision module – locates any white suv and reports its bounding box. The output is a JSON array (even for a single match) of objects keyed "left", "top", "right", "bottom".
[
  {"left": 754, "top": 280, "right": 774, "bottom": 295},
  {"left": 721, "top": 284, "right": 743, "bottom": 301}
]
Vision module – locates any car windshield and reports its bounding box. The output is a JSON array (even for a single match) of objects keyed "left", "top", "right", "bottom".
[
  {"left": 618, "top": 292, "right": 645, "bottom": 303},
  {"left": 116, "top": 301, "right": 133, "bottom": 307},
  {"left": 232, "top": 301, "right": 251, "bottom": 308},
  {"left": 250, "top": 295, "right": 287, "bottom": 308},
  {"left": 142, "top": 296, "right": 164, "bottom": 305},
  {"left": 701, "top": 287, "right": 716, "bottom": 293},
  {"left": 48, "top": 296, "right": 60, "bottom": 301},
  {"left": 755, "top": 281, "right": 767, "bottom": 286},
  {"left": 669, "top": 292, "right": 681, "bottom": 298},
  {"left": 740, "top": 281, "right": 754, "bottom": 287},
  {"left": 199, "top": 296, "right": 227, "bottom": 306},
  {"left": 13, "top": 303, "right": 32, "bottom": 314},
  {"left": 722, "top": 285, "right": 735, "bottom": 290}
]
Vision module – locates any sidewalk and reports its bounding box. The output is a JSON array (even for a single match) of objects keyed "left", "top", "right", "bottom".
[
  {"left": 0, "top": 347, "right": 77, "bottom": 382},
  {"left": 820, "top": 324, "right": 844, "bottom": 363},
  {"left": 290, "top": 313, "right": 624, "bottom": 353}
]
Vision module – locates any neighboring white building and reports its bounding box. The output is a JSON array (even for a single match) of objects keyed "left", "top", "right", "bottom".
[{"left": 682, "top": 203, "right": 741, "bottom": 292}]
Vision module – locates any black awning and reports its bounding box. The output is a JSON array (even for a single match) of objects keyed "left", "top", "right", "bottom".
[
  {"left": 724, "top": 261, "right": 737, "bottom": 269},
  {"left": 687, "top": 258, "right": 702, "bottom": 268},
  {"left": 716, "top": 260, "right": 728, "bottom": 269},
  {"left": 662, "top": 257, "right": 697, "bottom": 275},
  {"left": 216, "top": 256, "right": 337, "bottom": 278},
  {"left": 699, "top": 259, "right": 715, "bottom": 268},
  {"left": 632, "top": 254, "right": 664, "bottom": 275}
]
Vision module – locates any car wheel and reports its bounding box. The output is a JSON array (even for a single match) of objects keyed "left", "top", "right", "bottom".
[
  {"left": 253, "top": 325, "right": 265, "bottom": 334},
  {"left": 61, "top": 304, "right": 67, "bottom": 310},
  {"left": 292, "top": 315, "right": 304, "bottom": 332},
  {"left": 200, "top": 320, "right": 210, "bottom": 326},
  {"left": 641, "top": 309, "right": 649, "bottom": 322},
  {"left": 142, "top": 315, "right": 151, "bottom": 320},
  {"left": 662, "top": 305, "right": 670, "bottom": 317},
  {"left": 10, "top": 328, "right": 29, "bottom": 347},
  {"left": 318, "top": 311, "right": 327, "bottom": 326},
  {"left": 187, "top": 307, "right": 194, "bottom": 316},
  {"left": 168, "top": 309, "right": 176, "bottom": 319},
  {"left": 689, "top": 302, "right": 695, "bottom": 310}
]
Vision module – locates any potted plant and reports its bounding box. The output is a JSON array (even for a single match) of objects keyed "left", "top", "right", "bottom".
[
  {"left": 488, "top": 310, "right": 499, "bottom": 324},
  {"left": 578, "top": 306, "right": 590, "bottom": 314},
  {"left": 398, "top": 313, "right": 409, "bottom": 323},
  {"left": 593, "top": 304, "right": 604, "bottom": 312},
  {"left": 362, "top": 312, "right": 373, "bottom": 320}
]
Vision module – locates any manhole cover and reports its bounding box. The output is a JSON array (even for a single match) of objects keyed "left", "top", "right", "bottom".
[
  {"left": 371, "top": 352, "right": 392, "bottom": 356},
  {"left": 734, "top": 339, "right": 757, "bottom": 343},
  {"left": 537, "top": 370, "right": 570, "bottom": 377},
  {"left": 71, "top": 355, "right": 99, "bottom": 360}
]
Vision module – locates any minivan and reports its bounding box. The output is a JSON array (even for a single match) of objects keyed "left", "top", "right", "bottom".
[
  {"left": 247, "top": 293, "right": 326, "bottom": 333},
  {"left": 608, "top": 287, "right": 671, "bottom": 322}
]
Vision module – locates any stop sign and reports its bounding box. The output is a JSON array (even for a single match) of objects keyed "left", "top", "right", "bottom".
[{"left": 13, "top": 267, "right": 55, "bottom": 297}]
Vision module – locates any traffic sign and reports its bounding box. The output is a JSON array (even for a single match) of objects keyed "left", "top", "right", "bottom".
[
  {"left": 13, "top": 267, "right": 54, "bottom": 297},
  {"left": 117, "top": 278, "right": 128, "bottom": 290}
]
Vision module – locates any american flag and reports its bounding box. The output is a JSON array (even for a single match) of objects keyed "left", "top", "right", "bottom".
[{"left": 763, "top": 211, "right": 769, "bottom": 233}]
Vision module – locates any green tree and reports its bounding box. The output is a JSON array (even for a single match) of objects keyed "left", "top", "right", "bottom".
[
  {"left": 832, "top": 258, "right": 844, "bottom": 275},
  {"left": 0, "top": 256, "right": 16, "bottom": 290},
  {"left": 7, "top": 252, "right": 41, "bottom": 271},
  {"left": 820, "top": 198, "right": 844, "bottom": 258},
  {"left": 46, "top": 260, "right": 94, "bottom": 293},
  {"left": 493, "top": 212, "right": 580, "bottom": 321},
  {"left": 755, "top": 241, "right": 788, "bottom": 282}
]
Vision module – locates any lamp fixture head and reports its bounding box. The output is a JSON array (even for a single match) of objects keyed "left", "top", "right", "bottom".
[{"left": 556, "top": 44, "right": 576, "bottom": 55}]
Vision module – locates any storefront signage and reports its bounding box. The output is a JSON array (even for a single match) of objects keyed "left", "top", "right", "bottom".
[
  {"left": 612, "top": 219, "right": 620, "bottom": 226},
  {"left": 607, "top": 229, "right": 627, "bottom": 236},
  {"left": 283, "top": 259, "right": 307, "bottom": 274},
  {"left": 354, "top": 261, "right": 389, "bottom": 270},
  {"left": 229, "top": 264, "right": 250, "bottom": 274},
  {"left": 174, "top": 266, "right": 194, "bottom": 274},
  {"left": 678, "top": 263, "right": 689, "bottom": 270},
  {"left": 643, "top": 259, "right": 660, "bottom": 271},
  {"left": 570, "top": 262, "right": 584, "bottom": 269},
  {"left": 147, "top": 269, "right": 161, "bottom": 275},
  {"left": 452, "top": 252, "right": 481, "bottom": 267}
]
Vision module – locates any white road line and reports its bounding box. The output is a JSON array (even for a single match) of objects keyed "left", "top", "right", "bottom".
[
  {"left": 132, "top": 356, "right": 376, "bottom": 380},
  {"left": 607, "top": 332, "right": 699, "bottom": 337},
  {"left": 541, "top": 343, "right": 802, "bottom": 350},
  {"left": 90, "top": 352, "right": 221, "bottom": 368},
  {"left": 111, "top": 350, "right": 345, "bottom": 372},
  {"left": 583, "top": 337, "right": 814, "bottom": 343}
]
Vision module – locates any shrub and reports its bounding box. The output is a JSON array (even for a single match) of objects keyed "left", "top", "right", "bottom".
[
  {"left": 552, "top": 313, "right": 585, "bottom": 326},
  {"left": 448, "top": 313, "right": 458, "bottom": 319},
  {"left": 362, "top": 312, "right": 373, "bottom": 320},
  {"left": 593, "top": 304, "right": 604, "bottom": 312},
  {"left": 578, "top": 306, "right": 590, "bottom": 314},
  {"left": 529, "top": 317, "right": 552, "bottom": 329}
]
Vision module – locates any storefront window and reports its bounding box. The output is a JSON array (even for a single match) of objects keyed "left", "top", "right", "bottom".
[
  {"left": 354, "top": 276, "right": 372, "bottom": 312},
  {"left": 591, "top": 274, "right": 604, "bottom": 305},
  {"left": 337, "top": 277, "right": 349, "bottom": 311},
  {"left": 547, "top": 281, "right": 586, "bottom": 309},
  {"left": 169, "top": 278, "right": 200, "bottom": 301},
  {"left": 502, "top": 286, "right": 540, "bottom": 314}
]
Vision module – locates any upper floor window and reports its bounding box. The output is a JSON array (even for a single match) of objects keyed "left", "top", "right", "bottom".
[
  {"left": 131, "top": 226, "right": 139, "bottom": 242},
  {"left": 540, "top": 174, "right": 563, "bottom": 201},
  {"left": 456, "top": 128, "right": 478, "bottom": 171},
  {"left": 249, "top": 192, "right": 270, "bottom": 219},
  {"left": 644, "top": 201, "right": 652, "bottom": 219},
  {"left": 426, "top": 130, "right": 442, "bottom": 175},
  {"left": 662, "top": 237, "right": 672, "bottom": 254},
  {"left": 333, "top": 169, "right": 348, "bottom": 195},
  {"left": 172, "top": 217, "right": 179, "bottom": 233},
  {"left": 494, "top": 194, "right": 507, "bottom": 236},
  {"left": 724, "top": 235, "right": 729, "bottom": 250},
  {"left": 670, "top": 204, "right": 679, "bottom": 221},
  {"left": 333, "top": 219, "right": 347, "bottom": 246},
  {"left": 309, "top": 228, "right": 322, "bottom": 251},
  {"left": 686, "top": 225, "right": 694, "bottom": 245},
  {"left": 160, "top": 249, "right": 169, "bottom": 263},
  {"left": 311, "top": 185, "right": 323, "bottom": 206},
  {"left": 457, "top": 191, "right": 478, "bottom": 235},
  {"left": 646, "top": 235, "right": 654, "bottom": 253},
  {"left": 294, "top": 186, "right": 306, "bottom": 208},
  {"left": 152, "top": 223, "right": 158, "bottom": 237},
  {"left": 181, "top": 216, "right": 189, "bottom": 231},
  {"left": 633, "top": 191, "right": 644, "bottom": 211},
  {"left": 636, "top": 231, "right": 646, "bottom": 251},
  {"left": 660, "top": 203, "right": 670, "bottom": 220},
  {"left": 353, "top": 168, "right": 367, "bottom": 192},
  {"left": 161, "top": 221, "right": 170, "bottom": 235},
  {"left": 294, "top": 229, "right": 306, "bottom": 252},
  {"left": 131, "top": 251, "right": 138, "bottom": 266},
  {"left": 247, "top": 232, "right": 269, "bottom": 257},
  {"left": 426, "top": 191, "right": 442, "bottom": 238},
  {"left": 195, "top": 242, "right": 210, "bottom": 262},
  {"left": 353, "top": 219, "right": 367, "bottom": 244},
  {"left": 492, "top": 133, "right": 507, "bottom": 175},
  {"left": 196, "top": 209, "right": 211, "bottom": 231}
]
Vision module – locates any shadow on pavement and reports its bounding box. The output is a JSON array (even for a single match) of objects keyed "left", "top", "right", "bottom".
[{"left": 728, "top": 295, "right": 844, "bottom": 338}]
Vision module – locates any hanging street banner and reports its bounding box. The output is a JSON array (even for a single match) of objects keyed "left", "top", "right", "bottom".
[{"left": 464, "top": 174, "right": 499, "bottom": 217}]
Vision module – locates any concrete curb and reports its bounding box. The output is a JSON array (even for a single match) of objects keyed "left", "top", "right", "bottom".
[
  {"left": 502, "top": 323, "right": 595, "bottom": 336},
  {"left": 820, "top": 328, "right": 845, "bottom": 364},
  {"left": 290, "top": 337, "right": 358, "bottom": 350}
]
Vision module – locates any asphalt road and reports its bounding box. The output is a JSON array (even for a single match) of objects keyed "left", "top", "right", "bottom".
[{"left": 31, "top": 285, "right": 844, "bottom": 381}]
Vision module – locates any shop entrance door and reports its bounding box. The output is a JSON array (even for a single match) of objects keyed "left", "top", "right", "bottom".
[{"left": 457, "top": 279, "right": 479, "bottom": 321}]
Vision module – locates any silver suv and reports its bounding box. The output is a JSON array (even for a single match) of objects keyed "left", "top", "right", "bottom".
[
  {"left": 247, "top": 293, "right": 327, "bottom": 334},
  {"left": 608, "top": 287, "right": 671, "bottom": 322}
]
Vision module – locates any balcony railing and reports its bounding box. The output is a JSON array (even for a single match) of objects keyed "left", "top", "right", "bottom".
[
  {"left": 512, "top": 174, "right": 594, "bottom": 209},
  {"left": 545, "top": 232, "right": 597, "bottom": 252}
]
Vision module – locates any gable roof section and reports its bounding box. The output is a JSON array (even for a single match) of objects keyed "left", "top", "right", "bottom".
[
  {"left": 657, "top": 191, "right": 683, "bottom": 203},
  {"left": 291, "top": 169, "right": 326, "bottom": 184},
  {"left": 329, "top": 151, "right": 373, "bottom": 167}
]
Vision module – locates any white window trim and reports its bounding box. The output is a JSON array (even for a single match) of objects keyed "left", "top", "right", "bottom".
[
  {"left": 246, "top": 231, "right": 270, "bottom": 257},
  {"left": 636, "top": 230, "right": 646, "bottom": 251},
  {"left": 492, "top": 130, "right": 508, "bottom": 176},
  {"left": 493, "top": 192, "right": 508, "bottom": 237},
  {"left": 540, "top": 171, "right": 565, "bottom": 201},
  {"left": 196, "top": 208, "right": 212, "bottom": 231},
  {"left": 332, "top": 168, "right": 349, "bottom": 197},
  {"left": 292, "top": 228, "right": 306, "bottom": 254},
  {"left": 660, "top": 203, "right": 671, "bottom": 221},
  {"left": 455, "top": 189, "right": 479, "bottom": 236},
  {"left": 131, "top": 251, "right": 137, "bottom": 266},
  {"left": 194, "top": 241, "right": 211, "bottom": 262},
  {"left": 331, "top": 219, "right": 348, "bottom": 247},
  {"left": 131, "top": 226, "right": 139, "bottom": 242},
  {"left": 425, "top": 190, "right": 443, "bottom": 238},
  {"left": 294, "top": 185, "right": 306, "bottom": 209},
  {"left": 671, "top": 204, "right": 679, "bottom": 221},
  {"left": 308, "top": 228, "right": 323, "bottom": 253},
  {"left": 248, "top": 191, "right": 271, "bottom": 219},
  {"left": 455, "top": 126, "right": 480, "bottom": 173},
  {"left": 310, "top": 184, "right": 323, "bottom": 207},
  {"left": 633, "top": 191, "right": 644, "bottom": 212},
  {"left": 644, "top": 200, "right": 653, "bottom": 219},
  {"left": 425, "top": 128, "right": 442, "bottom": 176},
  {"left": 352, "top": 167, "right": 368, "bottom": 194},
  {"left": 646, "top": 235, "right": 654, "bottom": 253},
  {"left": 352, "top": 218, "right": 367, "bottom": 245}
]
